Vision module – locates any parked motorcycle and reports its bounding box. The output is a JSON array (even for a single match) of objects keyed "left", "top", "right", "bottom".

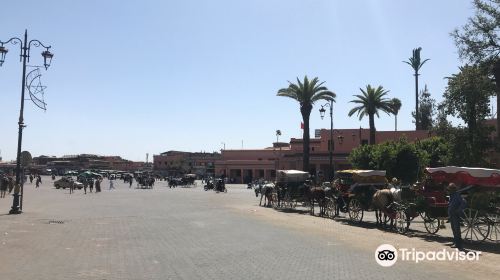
[{"left": 204, "top": 180, "right": 214, "bottom": 191}]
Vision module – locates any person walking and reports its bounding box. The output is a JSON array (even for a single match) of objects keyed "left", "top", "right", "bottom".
[
  {"left": 129, "top": 176, "right": 133, "bottom": 188},
  {"left": 29, "top": 174, "right": 33, "bottom": 184},
  {"left": 37, "top": 175, "right": 42, "bottom": 185},
  {"left": 83, "top": 179, "right": 88, "bottom": 194},
  {"left": 448, "top": 183, "right": 466, "bottom": 250},
  {"left": 89, "top": 178, "right": 94, "bottom": 193},
  {"left": 35, "top": 176, "right": 40, "bottom": 188},
  {"left": 69, "top": 181, "right": 74, "bottom": 194},
  {"left": 0, "top": 175, "right": 8, "bottom": 198},
  {"left": 95, "top": 178, "right": 101, "bottom": 193},
  {"left": 109, "top": 178, "right": 115, "bottom": 190}
]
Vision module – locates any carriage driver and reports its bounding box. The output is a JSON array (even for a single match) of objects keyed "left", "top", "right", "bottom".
[{"left": 447, "top": 183, "right": 466, "bottom": 250}]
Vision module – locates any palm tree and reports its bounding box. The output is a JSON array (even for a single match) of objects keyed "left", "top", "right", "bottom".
[
  {"left": 277, "top": 76, "right": 336, "bottom": 172},
  {"left": 389, "top": 98, "right": 402, "bottom": 131},
  {"left": 404, "top": 47, "right": 429, "bottom": 130},
  {"left": 348, "top": 85, "right": 392, "bottom": 145}
]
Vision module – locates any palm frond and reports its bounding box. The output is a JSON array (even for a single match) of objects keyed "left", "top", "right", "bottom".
[{"left": 311, "top": 91, "right": 336, "bottom": 103}]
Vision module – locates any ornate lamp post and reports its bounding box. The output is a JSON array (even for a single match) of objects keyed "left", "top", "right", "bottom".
[
  {"left": 0, "top": 30, "right": 53, "bottom": 214},
  {"left": 319, "top": 100, "right": 334, "bottom": 181}
]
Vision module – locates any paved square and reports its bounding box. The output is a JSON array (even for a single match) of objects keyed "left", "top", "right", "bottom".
[{"left": 0, "top": 176, "right": 498, "bottom": 280}]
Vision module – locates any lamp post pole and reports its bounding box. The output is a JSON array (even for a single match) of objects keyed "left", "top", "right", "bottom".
[
  {"left": 320, "top": 100, "right": 334, "bottom": 181},
  {"left": 275, "top": 130, "right": 281, "bottom": 171},
  {"left": 0, "top": 30, "right": 53, "bottom": 214}
]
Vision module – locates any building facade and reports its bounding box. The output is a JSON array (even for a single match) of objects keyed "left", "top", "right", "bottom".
[
  {"left": 31, "top": 154, "right": 145, "bottom": 174},
  {"left": 153, "top": 151, "right": 221, "bottom": 177},
  {"left": 214, "top": 128, "right": 434, "bottom": 183}
]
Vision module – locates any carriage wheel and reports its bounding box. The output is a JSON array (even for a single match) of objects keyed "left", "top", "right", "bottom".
[
  {"left": 395, "top": 210, "right": 410, "bottom": 234},
  {"left": 461, "top": 208, "right": 490, "bottom": 243},
  {"left": 324, "top": 198, "right": 337, "bottom": 219},
  {"left": 486, "top": 213, "right": 500, "bottom": 243},
  {"left": 423, "top": 214, "right": 440, "bottom": 234},
  {"left": 348, "top": 198, "right": 364, "bottom": 223}
]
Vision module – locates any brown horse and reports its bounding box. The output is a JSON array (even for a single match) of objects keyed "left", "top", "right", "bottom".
[{"left": 305, "top": 187, "right": 326, "bottom": 216}]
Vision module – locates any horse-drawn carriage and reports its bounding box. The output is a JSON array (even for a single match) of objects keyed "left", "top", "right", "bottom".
[
  {"left": 392, "top": 166, "right": 500, "bottom": 242},
  {"left": 168, "top": 174, "right": 197, "bottom": 188},
  {"left": 422, "top": 167, "right": 499, "bottom": 242},
  {"left": 330, "top": 170, "right": 388, "bottom": 223},
  {"left": 271, "top": 170, "right": 313, "bottom": 211}
]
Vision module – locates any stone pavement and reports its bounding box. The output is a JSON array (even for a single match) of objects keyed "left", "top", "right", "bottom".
[{"left": 0, "top": 176, "right": 498, "bottom": 280}]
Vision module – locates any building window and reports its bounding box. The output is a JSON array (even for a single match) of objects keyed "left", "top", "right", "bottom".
[
  {"left": 311, "top": 147, "right": 315, "bottom": 152},
  {"left": 361, "top": 139, "right": 368, "bottom": 145}
]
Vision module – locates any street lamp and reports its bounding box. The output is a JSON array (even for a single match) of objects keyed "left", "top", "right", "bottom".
[
  {"left": 0, "top": 30, "right": 53, "bottom": 214},
  {"left": 319, "top": 99, "right": 334, "bottom": 181},
  {"left": 275, "top": 130, "right": 282, "bottom": 171}
]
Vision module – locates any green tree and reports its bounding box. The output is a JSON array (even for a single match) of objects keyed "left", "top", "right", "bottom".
[
  {"left": 349, "top": 137, "right": 433, "bottom": 184},
  {"left": 392, "top": 141, "right": 424, "bottom": 184},
  {"left": 435, "top": 105, "right": 494, "bottom": 167},
  {"left": 348, "top": 144, "right": 374, "bottom": 169},
  {"left": 442, "top": 65, "right": 495, "bottom": 145},
  {"left": 277, "top": 76, "right": 336, "bottom": 172},
  {"left": 404, "top": 47, "right": 430, "bottom": 130},
  {"left": 415, "top": 137, "right": 450, "bottom": 167},
  {"left": 411, "top": 85, "right": 436, "bottom": 130},
  {"left": 389, "top": 98, "right": 402, "bottom": 131},
  {"left": 348, "top": 85, "right": 392, "bottom": 145},
  {"left": 451, "top": 0, "right": 500, "bottom": 140}
]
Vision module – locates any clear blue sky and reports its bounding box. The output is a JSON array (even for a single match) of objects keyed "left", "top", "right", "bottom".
[{"left": 0, "top": 0, "right": 478, "bottom": 161}]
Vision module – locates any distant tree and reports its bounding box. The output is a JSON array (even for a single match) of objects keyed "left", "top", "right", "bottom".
[
  {"left": 439, "top": 65, "right": 496, "bottom": 166},
  {"left": 411, "top": 85, "right": 436, "bottom": 130},
  {"left": 348, "top": 85, "right": 392, "bottom": 145},
  {"left": 442, "top": 65, "right": 495, "bottom": 144},
  {"left": 434, "top": 105, "right": 454, "bottom": 136},
  {"left": 451, "top": 0, "right": 500, "bottom": 139},
  {"left": 404, "top": 47, "right": 430, "bottom": 130},
  {"left": 277, "top": 76, "right": 336, "bottom": 172},
  {"left": 389, "top": 98, "right": 402, "bottom": 131}
]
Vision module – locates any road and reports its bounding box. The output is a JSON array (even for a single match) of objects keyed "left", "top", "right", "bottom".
[{"left": 0, "top": 176, "right": 498, "bottom": 280}]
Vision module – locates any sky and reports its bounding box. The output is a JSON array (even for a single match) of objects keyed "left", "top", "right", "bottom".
[{"left": 0, "top": 0, "right": 480, "bottom": 161}]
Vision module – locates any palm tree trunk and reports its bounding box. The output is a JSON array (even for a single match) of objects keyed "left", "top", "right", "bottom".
[
  {"left": 301, "top": 104, "right": 312, "bottom": 172},
  {"left": 369, "top": 113, "right": 376, "bottom": 145},
  {"left": 395, "top": 115, "right": 397, "bottom": 132},
  {"left": 415, "top": 70, "right": 419, "bottom": 130}
]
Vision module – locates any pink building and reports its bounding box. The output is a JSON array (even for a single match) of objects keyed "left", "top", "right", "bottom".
[
  {"left": 153, "top": 151, "right": 220, "bottom": 176},
  {"left": 215, "top": 128, "right": 433, "bottom": 183}
]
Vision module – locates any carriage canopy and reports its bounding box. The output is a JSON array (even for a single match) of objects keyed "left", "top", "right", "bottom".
[
  {"left": 425, "top": 166, "right": 500, "bottom": 188},
  {"left": 336, "top": 170, "right": 387, "bottom": 184},
  {"left": 276, "top": 170, "right": 309, "bottom": 183}
]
